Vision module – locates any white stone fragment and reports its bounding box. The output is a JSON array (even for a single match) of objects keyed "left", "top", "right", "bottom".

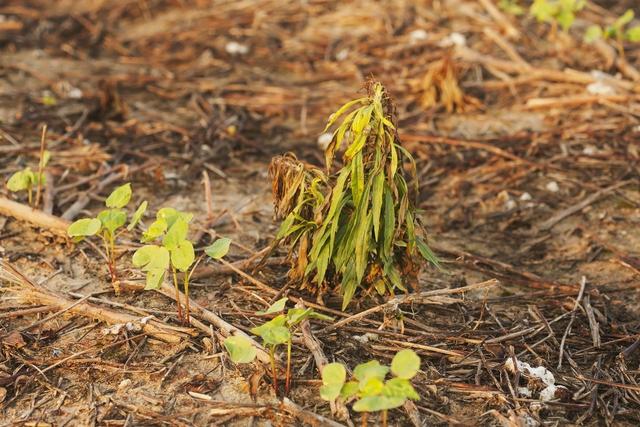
[
  {"left": 225, "top": 41, "right": 249, "bottom": 55},
  {"left": 317, "top": 132, "right": 333, "bottom": 150},
  {"left": 546, "top": 181, "right": 559, "bottom": 193}
]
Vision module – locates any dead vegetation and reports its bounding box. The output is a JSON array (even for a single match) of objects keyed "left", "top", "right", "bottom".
[{"left": 1, "top": 0, "right": 640, "bottom": 426}]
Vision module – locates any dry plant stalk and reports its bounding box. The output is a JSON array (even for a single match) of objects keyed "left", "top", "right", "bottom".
[
  {"left": 417, "top": 54, "right": 480, "bottom": 113},
  {"left": 270, "top": 82, "right": 439, "bottom": 309}
]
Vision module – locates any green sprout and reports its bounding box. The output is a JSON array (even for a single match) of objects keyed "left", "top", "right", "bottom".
[
  {"left": 223, "top": 335, "right": 258, "bottom": 364},
  {"left": 6, "top": 151, "right": 50, "bottom": 207},
  {"left": 498, "top": 0, "right": 524, "bottom": 16},
  {"left": 250, "top": 298, "right": 332, "bottom": 395},
  {"left": 269, "top": 82, "right": 439, "bottom": 310},
  {"left": 320, "top": 350, "right": 421, "bottom": 427},
  {"left": 134, "top": 208, "right": 231, "bottom": 324},
  {"left": 530, "top": 0, "right": 585, "bottom": 32},
  {"left": 68, "top": 183, "right": 146, "bottom": 294},
  {"left": 585, "top": 9, "right": 640, "bottom": 43}
]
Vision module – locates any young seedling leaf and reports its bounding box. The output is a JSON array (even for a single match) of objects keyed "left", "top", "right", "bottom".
[
  {"left": 105, "top": 183, "right": 132, "bottom": 208},
  {"left": 359, "top": 377, "right": 385, "bottom": 397},
  {"left": 67, "top": 218, "right": 102, "bottom": 238},
  {"left": 319, "top": 363, "right": 346, "bottom": 401},
  {"left": 250, "top": 314, "right": 287, "bottom": 338},
  {"left": 391, "top": 349, "right": 420, "bottom": 379},
  {"left": 340, "top": 381, "right": 360, "bottom": 399},
  {"left": 157, "top": 207, "right": 193, "bottom": 228},
  {"left": 142, "top": 218, "right": 167, "bottom": 243},
  {"left": 205, "top": 237, "right": 232, "bottom": 260},
  {"left": 261, "top": 325, "right": 290, "bottom": 346},
  {"left": 170, "top": 240, "right": 195, "bottom": 272},
  {"left": 163, "top": 217, "right": 189, "bottom": 250},
  {"left": 224, "top": 336, "right": 257, "bottom": 364},
  {"left": 132, "top": 245, "right": 170, "bottom": 272},
  {"left": 128, "top": 200, "right": 148, "bottom": 231},
  {"left": 352, "top": 395, "right": 405, "bottom": 412},
  {"left": 6, "top": 169, "right": 33, "bottom": 192},
  {"left": 353, "top": 360, "right": 389, "bottom": 383},
  {"left": 257, "top": 297, "right": 287, "bottom": 315},
  {"left": 144, "top": 269, "right": 166, "bottom": 290},
  {"left": 98, "top": 209, "right": 127, "bottom": 236},
  {"left": 383, "top": 377, "right": 420, "bottom": 400}
]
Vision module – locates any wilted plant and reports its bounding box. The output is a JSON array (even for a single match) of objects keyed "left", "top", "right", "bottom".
[
  {"left": 250, "top": 297, "right": 332, "bottom": 395},
  {"left": 320, "top": 349, "right": 421, "bottom": 427},
  {"left": 133, "top": 208, "right": 231, "bottom": 323},
  {"left": 270, "top": 82, "right": 439, "bottom": 310},
  {"left": 6, "top": 150, "right": 50, "bottom": 207},
  {"left": 68, "top": 183, "right": 146, "bottom": 294}
]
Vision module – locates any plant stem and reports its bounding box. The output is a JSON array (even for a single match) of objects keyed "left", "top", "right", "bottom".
[
  {"left": 172, "top": 267, "right": 182, "bottom": 321},
  {"left": 362, "top": 412, "right": 368, "bottom": 427},
  {"left": 183, "top": 270, "right": 190, "bottom": 325},
  {"left": 108, "top": 233, "right": 119, "bottom": 294},
  {"left": 270, "top": 346, "right": 278, "bottom": 396},
  {"left": 382, "top": 409, "right": 387, "bottom": 427},
  {"left": 34, "top": 124, "right": 47, "bottom": 209},
  {"left": 27, "top": 186, "right": 33, "bottom": 207},
  {"left": 285, "top": 338, "right": 292, "bottom": 396}
]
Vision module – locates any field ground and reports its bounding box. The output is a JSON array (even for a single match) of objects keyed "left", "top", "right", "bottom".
[{"left": 1, "top": 1, "right": 640, "bottom": 425}]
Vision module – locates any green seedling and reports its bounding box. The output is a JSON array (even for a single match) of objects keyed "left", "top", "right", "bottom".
[
  {"left": 530, "top": 0, "right": 585, "bottom": 32},
  {"left": 68, "top": 183, "right": 146, "bottom": 294},
  {"left": 250, "top": 297, "right": 332, "bottom": 395},
  {"left": 498, "top": 0, "right": 524, "bottom": 15},
  {"left": 134, "top": 208, "right": 231, "bottom": 324},
  {"left": 320, "top": 349, "right": 421, "bottom": 427},
  {"left": 585, "top": 9, "right": 640, "bottom": 43},
  {"left": 6, "top": 150, "right": 50, "bottom": 207},
  {"left": 224, "top": 335, "right": 258, "bottom": 364},
  {"left": 269, "top": 82, "right": 439, "bottom": 310}
]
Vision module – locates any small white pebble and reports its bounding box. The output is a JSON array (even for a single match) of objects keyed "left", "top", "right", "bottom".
[
  {"left": 439, "top": 32, "right": 466, "bottom": 47},
  {"left": 546, "top": 181, "right": 560, "bottom": 193},
  {"left": 336, "top": 48, "right": 349, "bottom": 61},
  {"left": 519, "top": 192, "right": 532, "bottom": 201},
  {"left": 225, "top": 41, "right": 249, "bottom": 55},
  {"left": 409, "top": 29, "right": 428, "bottom": 43},
  {"left": 118, "top": 379, "right": 132, "bottom": 389},
  {"left": 505, "top": 199, "right": 517, "bottom": 210},
  {"left": 586, "top": 81, "right": 615, "bottom": 95},
  {"left": 317, "top": 132, "right": 333, "bottom": 150},
  {"left": 67, "top": 87, "right": 83, "bottom": 99},
  {"left": 582, "top": 145, "right": 596, "bottom": 155}
]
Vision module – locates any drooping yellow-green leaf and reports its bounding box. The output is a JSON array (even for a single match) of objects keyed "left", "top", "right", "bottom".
[
  {"left": 6, "top": 169, "right": 34, "bottom": 192},
  {"left": 127, "top": 200, "right": 148, "bottom": 231},
  {"left": 224, "top": 335, "right": 257, "bottom": 364},
  {"left": 163, "top": 217, "right": 189, "bottom": 250},
  {"left": 256, "top": 297, "right": 287, "bottom": 315},
  {"left": 319, "top": 363, "right": 346, "bottom": 401},
  {"left": 132, "top": 245, "right": 170, "bottom": 272},
  {"left": 98, "top": 209, "right": 127, "bottom": 236},
  {"left": 170, "top": 239, "right": 195, "bottom": 272}
]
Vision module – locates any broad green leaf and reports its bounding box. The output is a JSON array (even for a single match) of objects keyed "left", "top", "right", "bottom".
[
  {"left": 626, "top": 26, "right": 640, "bottom": 42},
  {"left": 391, "top": 349, "right": 421, "bottom": 379},
  {"left": 205, "top": 237, "right": 232, "bottom": 260},
  {"left": 132, "top": 245, "right": 170, "bottom": 271},
  {"left": 286, "top": 308, "right": 312, "bottom": 326},
  {"left": 308, "top": 311, "right": 334, "bottom": 322},
  {"left": 383, "top": 378, "right": 420, "bottom": 400},
  {"left": 224, "top": 336, "right": 257, "bottom": 364},
  {"left": 250, "top": 314, "right": 287, "bottom": 338},
  {"left": 67, "top": 218, "right": 102, "bottom": 238},
  {"left": 359, "top": 377, "right": 384, "bottom": 397},
  {"left": 353, "top": 395, "right": 405, "bottom": 412},
  {"left": 142, "top": 218, "right": 167, "bottom": 243},
  {"left": 170, "top": 240, "right": 195, "bottom": 272},
  {"left": 157, "top": 207, "right": 193, "bottom": 228},
  {"left": 340, "top": 381, "right": 360, "bottom": 399},
  {"left": 353, "top": 360, "right": 389, "bottom": 383},
  {"left": 97, "top": 209, "right": 127, "bottom": 236},
  {"left": 144, "top": 269, "right": 165, "bottom": 290},
  {"left": 6, "top": 169, "right": 33, "bottom": 192},
  {"left": 127, "top": 200, "right": 148, "bottom": 231},
  {"left": 260, "top": 325, "right": 290, "bottom": 346},
  {"left": 163, "top": 217, "right": 189, "bottom": 250},
  {"left": 105, "top": 183, "right": 132, "bottom": 208},
  {"left": 614, "top": 9, "right": 634, "bottom": 28},
  {"left": 319, "top": 363, "right": 346, "bottom": 401},
  {"left": 257, "top": 297, "right": 287, "bottom": 315}
]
